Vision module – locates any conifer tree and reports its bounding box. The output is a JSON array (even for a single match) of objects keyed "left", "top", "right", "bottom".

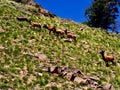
[{"left": 85, "top": 0, "right": 120, "bottom": 32}]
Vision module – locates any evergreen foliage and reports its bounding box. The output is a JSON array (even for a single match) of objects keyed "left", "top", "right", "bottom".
[{"left": 85, "top": 0, "right": 120, "bottom": 32}]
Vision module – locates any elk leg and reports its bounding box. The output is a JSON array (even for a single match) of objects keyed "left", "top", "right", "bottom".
[
  {"left": 112, "top": 61, "right": 115, "bottom": 65},
  {"left": 106, "top": 62, "right": 109, "bottom": 67}
]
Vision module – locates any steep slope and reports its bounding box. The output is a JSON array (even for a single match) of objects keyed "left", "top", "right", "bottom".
[{"left": 0, "top": 0, "right": 120, "bottom": 89}]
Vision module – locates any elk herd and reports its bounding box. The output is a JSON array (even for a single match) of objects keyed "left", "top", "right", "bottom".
[
  {"left": 17, "top": 16, "right": 116, "bottom": 67},
  {"left": 17, "top": 16, "right": 76, "bottom": 42}
]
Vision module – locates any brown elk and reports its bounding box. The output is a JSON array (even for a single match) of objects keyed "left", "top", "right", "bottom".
[
  {"left": 43, "top": 24, "right": 55, "bottom": 34},
  {"left": 17, "top": 16, "right": 29, "bottom": 22},
  {"left": 30, "top": 21, "right": 41, "bottom": 28},
  {"left": 64, "top": 29, "right": 76, "bottom": 41},
  {"left": 100, "top": 50, "right": 115, "bottom": 67},
  {"left": 54, "top": 27, "right": 65, "bottom": 35}
]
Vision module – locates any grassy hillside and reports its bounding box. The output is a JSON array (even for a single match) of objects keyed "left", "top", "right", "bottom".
[{"left": 0, "top": 0, "right": 120, "bottom": 89}]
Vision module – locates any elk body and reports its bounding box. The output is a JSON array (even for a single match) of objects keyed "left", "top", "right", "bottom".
[
  {"left": 54, "top": 27, "right": 65, "bottom": 35},
  {"left": 17, "top": 16, "right": 29, "bottom": 22},
  {"left": 43, "top": 24, "right": 55, "bottom": 34},
  {"left": 39, "top": 7, "right": 56, "bottom": 18},
  {"left": 64, "top": 29, "right": 76, "bottom": 41},
  {"left": 30, "top": 21, "right": 41, "bottom": 28},
  {"left": 100, "top": 50, "right": 115, "bottom": 67}
]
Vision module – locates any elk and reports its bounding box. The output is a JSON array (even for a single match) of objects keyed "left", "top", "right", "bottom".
[
  {"left": 54, "top": 27, "right": 65, "bottom": 35},
  {"left": 17, "top": 16, "right": 29, "bottom": 22},
  {"left": 43, "top": 24, "right": 55, "bottom": 34},
  {"left": 39, "top": 7, "right": 56, "bottom": 18},
  {"left": 64, "top": 29, "right": 77, "bottom": 41},
  {"left": 39, "top": 7, "right": 48, "bottom": 13},
  {"left": 29, "top": 21, "right": 41, "bottom": 28},
  {"left": 100, "top": 50, "right": 115, "bottom": 67}
]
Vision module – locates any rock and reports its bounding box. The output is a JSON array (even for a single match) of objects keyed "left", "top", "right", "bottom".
[
  {"left": 52, "top": 66, "right": 62, "bottom": 74},
  {"left": 38, "top": 73, "right": 43, "bottom": 76},
  {"left": 63, "top": 38, "right": 72, "bottom": 42},
  {"left": 60, "top": 71, "right": 67, "bottom": 77},
  {"left": 90, "top": 76, "right": 100, "bottom": 81},
  {"left": 48, "top": 66, "right": 56, "bottom": 73},
  {"left": 63, "top": 72, "right": 73, "bottom": 80},
  {"left": 102, "top": 84, "right": 114, "bottom": 90},
  {"left": 75, "top": 70, "right": 85, "bottom": 76},
  {"left": 95, "top": 87, "right": 103, "bottom": 90},
  {"left": 48, "top": 66, "right": 61, "bottom": 74},
  {"left": 73, "top": 77, "right": 87, "bottom": 84},
  {"left": 69, "top": 57, "right": 76, "bottom": 61},
  {"left": 35, "top": 54, "right": 47, "bottom": 61},
  {"left": 88, "top": 79, "right": 98, "bottom": 84}
]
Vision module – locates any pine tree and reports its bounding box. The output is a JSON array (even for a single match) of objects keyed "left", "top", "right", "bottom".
[{"left": 85, "top": 0, "right": 120, "bottom": 32}]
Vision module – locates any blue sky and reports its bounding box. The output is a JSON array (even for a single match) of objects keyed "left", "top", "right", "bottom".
[
  {"left": 35, "top": 0, "right": 120, "bottom": 31},
  {"left": 35, "top": 0, "right": 93, "bottom": 23}
]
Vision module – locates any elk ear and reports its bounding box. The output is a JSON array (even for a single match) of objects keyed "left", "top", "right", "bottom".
[
  {"left": 99, "top": 50, "right": 105, "bottom": 54},
  {"left": 99, "top": 49, "right": 102, "bottom": 53}
]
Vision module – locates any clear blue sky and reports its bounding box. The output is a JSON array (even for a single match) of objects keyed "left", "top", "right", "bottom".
[
  {"left": 35, "top": 0, "right": 120, "bottom": 32},
  {"left": 35, "top": 0, "right": 93, "bottom": 23}
]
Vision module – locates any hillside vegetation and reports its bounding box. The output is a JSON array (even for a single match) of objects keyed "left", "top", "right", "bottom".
[{"left": 0, "top": 0, "right": 120, "bottom": 89}]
